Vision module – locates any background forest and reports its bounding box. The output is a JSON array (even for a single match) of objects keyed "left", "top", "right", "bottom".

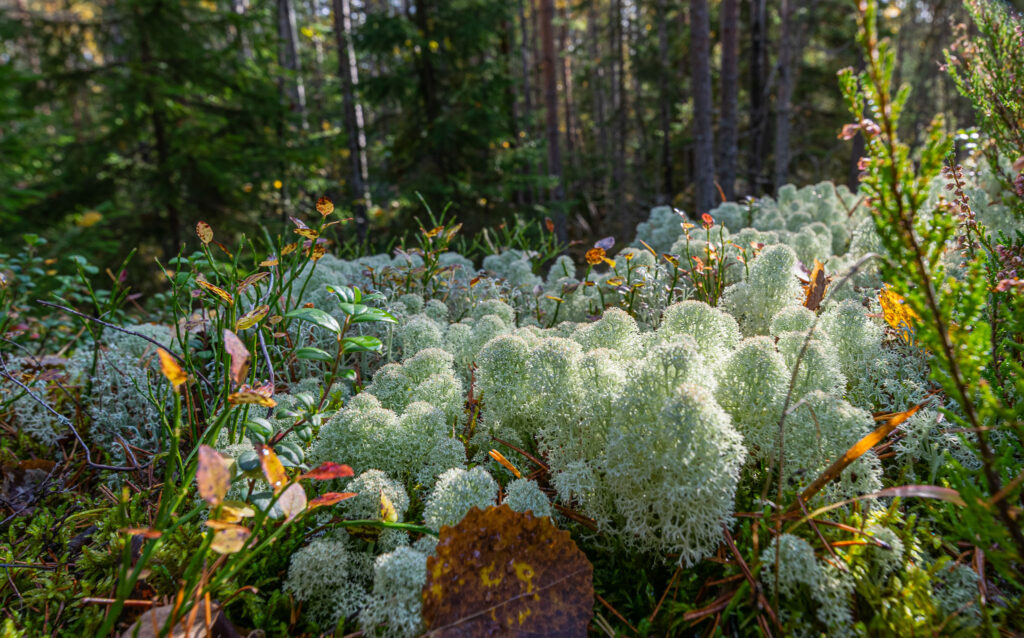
[{"left": 0, "top": 0, "right": 983, "bottom": 267}]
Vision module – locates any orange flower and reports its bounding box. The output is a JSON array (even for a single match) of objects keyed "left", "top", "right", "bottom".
[
  {"left": 585, "top": 247, "right": 606, "bottom": 266},
  {"left": 701, "top": 213, "right": 714, "bottom": 229}
]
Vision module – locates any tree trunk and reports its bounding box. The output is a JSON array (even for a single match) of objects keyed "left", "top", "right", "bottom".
[
  {"left": 278, "top": 0, "right": 308, "bottom": 130},
  {"left": 517, "top": 0, "right": 536, "bottom": 205},
  {"left": 611, "top": 0, "right": 627, "bottom": 221},
  {"left": 774, "top": 0, "right": 795, "bottom": 190},
  {"left": 587, "top": 3, "right": 609, "bottom": 205},
  {"left": 657, "top": 0, "right": 673, "bottom": 204},
  {"left": 690, "top": 0, "right": 715, "bottom": 215},
  {"left": 539, "top": 0, "right": 567, "bottom": 244},
  {"left": 719, "top": 0, "right": 739, "bottom": 201},
  {"left": 332, "top": 0, "right": 371, "bottom": 238},
  {"left": 231, "top": 0, "right": 253, "bottom": 59},
  {"left": 748, "top": 0, "right": 768, "bottom": 194}
]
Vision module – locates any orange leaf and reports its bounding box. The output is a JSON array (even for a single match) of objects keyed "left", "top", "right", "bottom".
[
  {"left": 259, "top": 257, "right": 279, "bottom": 267},
  {"left": 120, "top": 528, "right": 162, "bottom": 539},
  {"left": 879, "top": 284, "right": 919, "bottom": 344},
  {"left": 279, "top": 482, "right": 307, "bottom": 521},
  {"left": 256, "top": 444, "right": 287, "bottom": 493},
  {"left": 309, "top": 492, "right": 358, "bottom": 510},
  {"left": 280, "top": 242, "right": 299, "bottom": 256},
  {"left": 228, "top": 382, "right": 276, "bottom": 408},
  {"left": 294, "top": 227, "right": 319, "bottom": 240},
  {"left": 196, "top": 221, "right": 213, "bottom": 245},
  {"left": 310, "top": 244, "right": 326, "bottom": 261},
  {"left": 803, "top": 259, "right": 830, "bottom": 311},
  {"left": 795, "top": 398, "right": 930, "bottom": 507},
  {"left": 299, "top": 462, "right": 355, "bottom": 481},
  {"left": 157, "top": 348, "right": 187, "bottom": 390},
  {"left": 196, "top": 279, "right": 234, "bottom": 305},
  {"left": 316, "top": 196, "right": 335, "bottom": 217},
  {"left": 222, "top": 329, "right": 250, "bottom": 386},
  {"left": 235, "top": 304, "right": 270, "bottom": 331},
  {"left": 197, "top": 445, "right": 231, "bottom": 506},
  {"left": 488, "top": 449, "right": 522, "bottom": 479},
  {"left": 423, "top": 505, "right": 593, "bottom": 636}
]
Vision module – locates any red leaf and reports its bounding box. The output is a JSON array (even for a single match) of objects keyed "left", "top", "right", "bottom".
[
  {"left": 299, "top": 462, "right": 355, "bottom": 481},
  {"left": 309, "top": 492, "right": 358, "bottom": 510}
]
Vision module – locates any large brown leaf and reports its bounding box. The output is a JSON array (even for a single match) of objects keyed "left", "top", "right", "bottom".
[{"left": 423, "top": 505, "right": 593, "bottom": 637}]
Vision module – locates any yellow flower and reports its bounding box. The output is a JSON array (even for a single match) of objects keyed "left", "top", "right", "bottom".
[{"left": 273, "top": 180, "right": 283, "bottom": 190}]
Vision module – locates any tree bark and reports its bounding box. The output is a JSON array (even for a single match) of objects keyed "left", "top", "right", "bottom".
[
  {"left": 657, "top": 0, "right": 673, "bottom": 204},
  {"left": 517, "top": 0, "right": 536, "bottom": 205},
  {"left": 748, "top": 0, "right": 768, "bottom": 194},
  {"left": 332, "top": 0, "right": 371, "bottom": 238},
  {"left": 539, "top": 0, "right": 567, "bottom": 244},
  {"left": 719, "top": 0, "right": 739, "bottom": 201},
  {"left": 611, "top": 0, "right": 627, "bottom": 220},
  {"left": 774, "top": 0, "right": 795, "bottom": 190},
  {"left": 278, "top": 0, "right": 309, "bottom": 130},
  {"left": 690, "top": 0, "right": 715, "bottom": 215}
]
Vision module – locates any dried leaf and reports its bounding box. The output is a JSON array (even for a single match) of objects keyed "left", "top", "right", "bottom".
[
  {"left": 119, "top": 601, "right": 226, "bottom": 638},
  {"left": 309, "top": 492, "right": 358, "bottom": 510},
  {"left": 544, "top": 218, "right": 555, "bottom": 233},
  {"left": 803, "top": 259, "right": 830, "bottom": 311},
  {"left": 196, "top": 221, "right": 213, "bottom": 245},
  {"left": 256, "top": 444, "right": 287, "bottom": 493},
  {"left": 423, "top": 505, "right": 593, "bottom": 637},
  {"left": 196, "top": 445, "right": 231, "bottom": 507},
  {"left": 299, "top": 462, "right": 355, "bottom": 481},
  {"left": 227, "top": 383, "right": 276, "bottom": 408},
  {"left": 222, "top": 330, "right": 250, "bottom": 386},
  {"left": 215, "top": 501, "right": 256, "bottom": 524},
  {"left": 293, "top": 227, "right": 319, "bottom": 240},
  {"left": 316, "top": 196, "right": 335, "bottom": 217},
  {"left": 259, "top": 257, "right": 279, "bottom": 267},
  {"left": 278, "top": 482, "right": 307, "bottom": 521},
  {"left": 310, "top": 244, "right": 326, "bottom": 261},
  {"left": 157, "top": 349, "right": 187, "bottom": 390},
  {"left": 796, "top": 398, "right": 930, "bottom": 507},
  {"left": 280, "top": 242, "right": 299, "bottom": 256},
  {"left": 196, "top": 280, "right": 234, "bottom": 305},
  {"left": 235, "top": 304, "right": 270, "bottom": 331}
]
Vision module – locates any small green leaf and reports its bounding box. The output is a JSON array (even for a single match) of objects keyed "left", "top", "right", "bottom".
[
  {"left": 295, "top": 347, "right": 334, "bottom": 362},
  {"left": 286, "top": 307, "right": 340, "bottom": 334},
  {"left": 351, "top": 307, "right": 398, "bottom": 324},
  {"left": 337, "top": 302, "right": 368, "bottom": 316},
  {"left": 342, "top": 335, "right": 383, "bottom": 353}
]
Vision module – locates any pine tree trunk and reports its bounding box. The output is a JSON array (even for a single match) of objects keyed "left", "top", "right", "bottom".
[
  {"left": 612, "top": 0, "right": 627, "bottom": 221},
  {"left": 332, "top": 0, "right": 371, "bottom": 238},
  {"left": 690, "top": 0, "right": 715, "bottom": 215},
  {"left": 657, "top": 0, "right": 673, "bottom": 204},
  {"left": 774, "top": 0, "right": 795, "bottom": 190},
  {"left": 588, "top": 4, "right": 609, "bottom": 205},
  {"left": 278, "top": 0, "right": 308, "bottom": 130},
  {"left": 748, "top": 0, "right": 768, "bottom": 194},
  {"left": 719, "top": 0, "right": 739, "bottom": 200},
  {"left": 540, "top": 0, "right": 567, "bottom": 244},
  {"left": 517, "top": 0, "right": 536, "bottom": 205}
]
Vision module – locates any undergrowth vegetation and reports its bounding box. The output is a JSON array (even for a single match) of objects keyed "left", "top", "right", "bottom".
[{"left": 2, "top": 2, "right": 1024, "bottom": 636}]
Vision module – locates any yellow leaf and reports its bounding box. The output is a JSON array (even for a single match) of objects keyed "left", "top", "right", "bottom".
[
  {"left": 316, "top": 196, "right": 334, "bottom": 217},
  {"left": 235, "top": 305, "right": 270, "bottom": 331},
  {"left": 879, "top": 284, "right": 919, "bottom": 344},
  {"left": 236, "top": 271, "right": 269, "bottom": 294},
  {"left": 380, "top": 490, "right": 398, "bottom": 523},
  {"left": 293, "top": 227, "right": 319, "bottom": 240},
  {"left": 196, "top": 221, "right": 213, "bottom": 245},
  {"left": 215, "top": 501, "right": 256, "bottom": 524},
  {"left": 280, "top": 243, "right": 299, "bottom": 256},
  {"left": 157, "top": 348, "right": 187, "bottom": 390},
  {"left": 256, "top": 444, "right": 287, "bottom": 493},
  {"left": 197, "top": 445, "right": 231, "bottom": 507},
  {"left": 489, "top": 449, "right": 522, "bottom": 479},
  {"left": 310, "top": 244, "right": 326, "bottom": 261},
  {"left": 259, "top": 257, "right": 279, "bottom": 267},
  {"left": 207, "top": 522, "right": 251, "bottom": 554},
  {"left": 197, "top": 280, "right": 234, "bottom": 305}
]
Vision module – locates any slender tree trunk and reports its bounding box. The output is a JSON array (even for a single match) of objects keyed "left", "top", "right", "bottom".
[
  {"left": 558, "top": 4, "right": 575, "bottom": 171},
  {"left": 612, "top": 0, "right": 627, "bottom": 220},
  {"left": 231, "top": 0, "right": 253, "bottom": 59},
  {"left": 540, "top": 0, "right": 567, "bottom": 244},
  {"left": 774, "top": 0, "right": 795, "bottom": 190},
  {"left": 278, "top": 0, "right": 308, "bottom": 130},
  {"left": 748, "top": 0, "right": 768, "bottom": 194},
  {"left": 719, "top": 0, "right": 739, "bottom": 201},
  {"left": 657, "top": 0, "right": 673, "bottom": 204},
  {"left": 332, "top": 0, "right": 371, "bottom": 238},
  {"left": 516, "top": 0, "right": 537, "bottom": 206},
  {"left": 690, "top": 0, "right": 715, "bottom": 215},
  {"left": 587, "top": 4, "right": 609, "bottom": 205},
  {"left": 308, "top": 0, "right": 326, "bottom": 117}
]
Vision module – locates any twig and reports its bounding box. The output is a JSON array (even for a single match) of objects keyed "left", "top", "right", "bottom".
[
  {"left": 595, "top": 594, "right": 638, "bottom": 635},
  {"left": 34, "top": 300, "right": 215, "bottom": 392},
  {"left": 490, "top": 436, "right": 549, "bottom": 471},
  {"left": 0, "top": 356, "right": 147, "bottom": 473},
  {"left": 721, "top": 526, "right": 782, "bottom": 633}
]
